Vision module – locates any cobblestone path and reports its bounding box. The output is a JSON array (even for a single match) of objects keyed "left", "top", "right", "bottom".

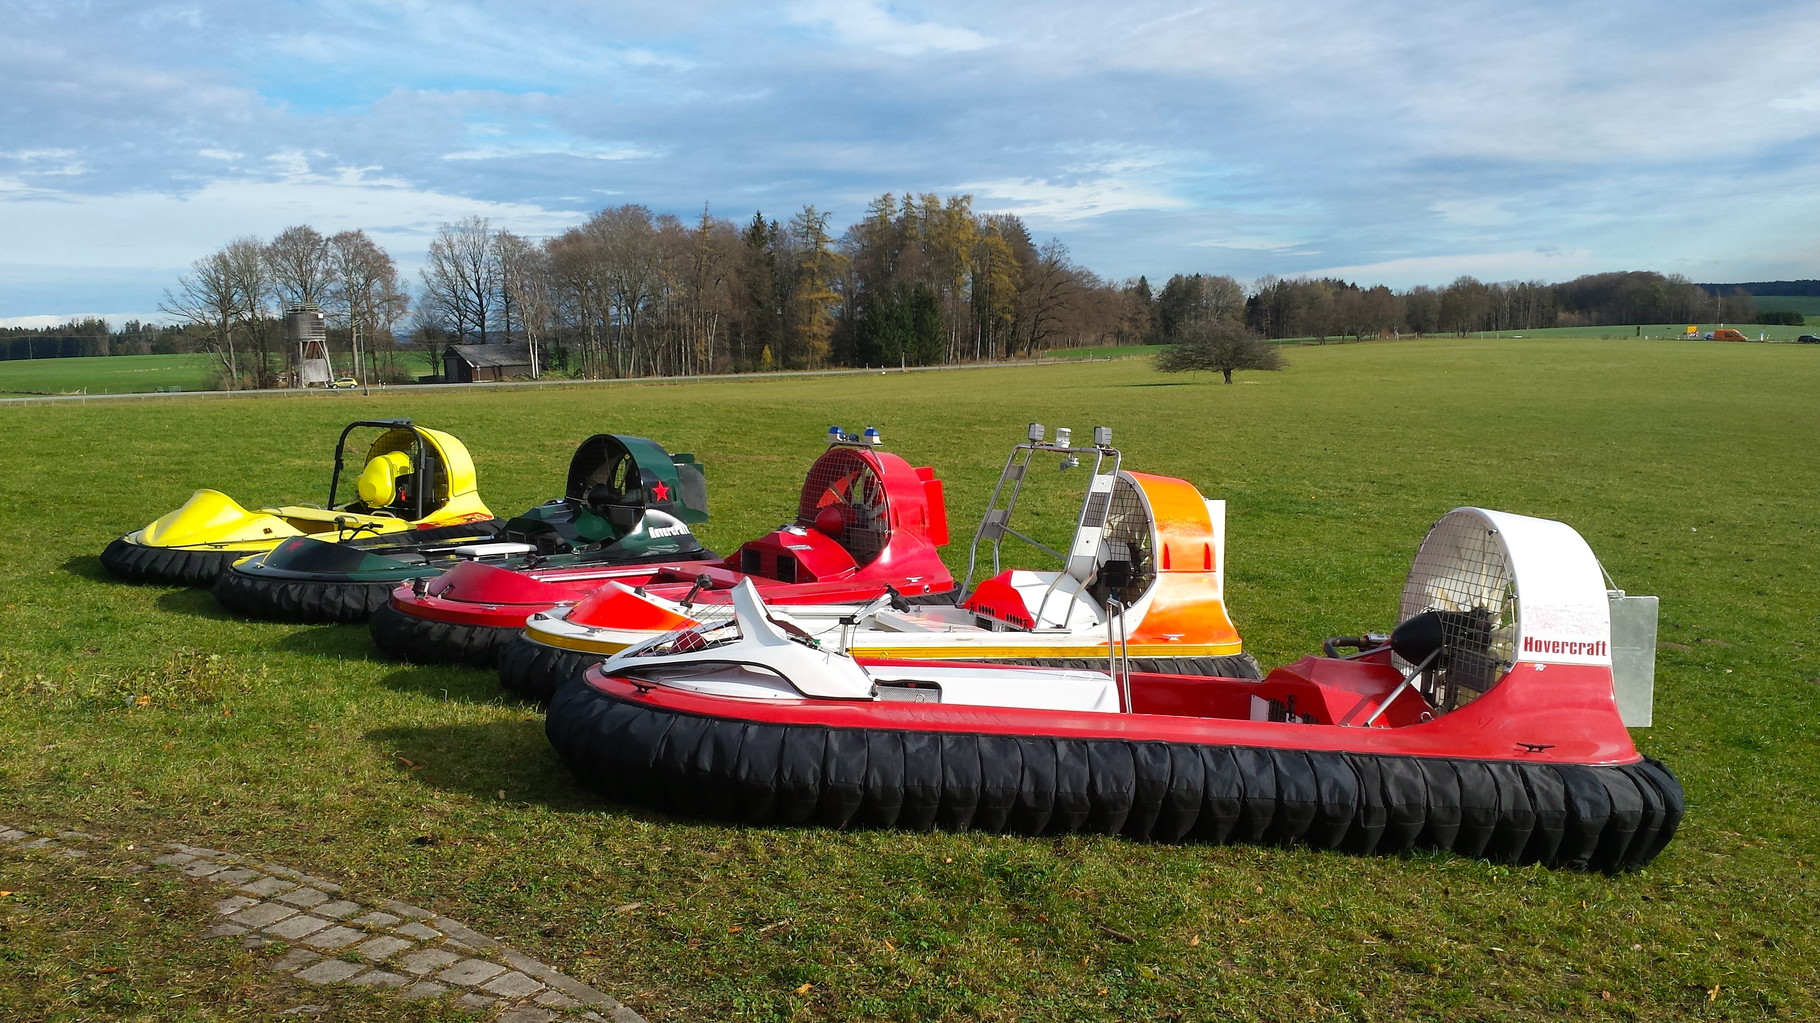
[{"left": 1, "top": 824, "right": 647, "bottom": 1023}]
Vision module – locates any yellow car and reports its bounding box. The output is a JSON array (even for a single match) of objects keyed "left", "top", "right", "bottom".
[{"left": 101, "top": 419, "right": 498, "bottom": 585}]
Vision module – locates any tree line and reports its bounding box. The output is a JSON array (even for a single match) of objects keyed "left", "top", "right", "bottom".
[
  {"left": 0, "top": 319, "right": 189, "bottom": 361},
  {"left": 1144, "top": 270, "right": 1765, "bottom": 344},
  {"left": 5, "top": 198, "right": 1786, "bottom": 385},
  {"left": 414, "top": 196, "right": 1137, "bottom": 378}
]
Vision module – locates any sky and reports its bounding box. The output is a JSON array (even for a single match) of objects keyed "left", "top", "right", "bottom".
[{"left": 4, "top": 0, "right": 1819, "bottom": 328}]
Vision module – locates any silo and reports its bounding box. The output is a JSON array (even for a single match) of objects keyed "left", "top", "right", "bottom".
[{"left": 287, "top": 304, "right": 330, "bottom": 387}]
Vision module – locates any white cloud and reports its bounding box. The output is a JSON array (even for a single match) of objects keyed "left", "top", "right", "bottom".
[
  {"left": 0, "top": 149, "right": 86, "bottom": 176},
  {"left": 7, "top": 0, "right": 1820, "bottom": 319},
  {"left": 788, "top": 0, "right": 991, "bottom": 56},
  {"left": 1770, "top": 87, "right": 1820, "bottom": 114},
  {"left": 1429, "top": 198, "right": 1516, "bottom": 227},
  {"left": 967, "top": 175, "right": 1190, "bottom": 221},
  {"left": 962, "top": 149, "right": 1196, "bottom": 222},
  {"left": 1299, "top": 249, "right": 1600, "bottom": 289},
  {"left": 1188, "top": 236, "right": 1315, "bottom": 254},
  {"left": 442, "top": 143, "right": 658, "bottom": 162},
  {"left": 0, "top": 171, "right": 587, "bottom": 320}
]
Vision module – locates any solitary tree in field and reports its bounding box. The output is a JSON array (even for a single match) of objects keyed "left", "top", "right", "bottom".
[{"left": 1154, "top": 318, "right": 1285, "bottom": 383}]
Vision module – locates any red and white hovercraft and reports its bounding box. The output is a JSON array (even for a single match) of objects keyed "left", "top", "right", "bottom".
[
  {"left": 545, "top": 507, "right": 1681, "bottom": 871},
  {"left": 371, "top": 427, "right": 954, "bottom": 674}
]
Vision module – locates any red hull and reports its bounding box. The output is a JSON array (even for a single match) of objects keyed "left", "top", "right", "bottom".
[
  {"left": 380, "top": 441, "right": 955, "bottom": 636},
  {"left": 581, "top": 651, "right": 1641, "bottom": 767}
]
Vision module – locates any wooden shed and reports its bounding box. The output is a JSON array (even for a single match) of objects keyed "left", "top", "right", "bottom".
[{"left": 442, "top": 342, "right": 534, "bottom": 383}]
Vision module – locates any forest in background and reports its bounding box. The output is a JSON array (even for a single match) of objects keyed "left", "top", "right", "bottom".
[{"left": 2, "top": 193, "right": 1802, "bottom": 387}]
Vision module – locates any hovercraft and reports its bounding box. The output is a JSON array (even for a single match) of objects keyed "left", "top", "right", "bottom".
[
  {"left": 101, "top": 420, "right": 497, "bottom": 586},
  {"left": 375, "top": 427, "right": 956, "bottom": 674},
  {"left": 546, "top": 507, "right": 1680, "bottom": 872},
  {"left": 212, "top": 433, "right": 714, "bottom": 624},
  {"left": 510, "top": 424, "right": 1253, "bottom": 702}
]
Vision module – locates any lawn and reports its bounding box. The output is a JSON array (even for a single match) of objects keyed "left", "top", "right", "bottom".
[
  {"left": 1468, "top": 323, "right": 1816, "bottom": 341},
  {"left": 1041, "top": 343, "right": 1163, "bottom": 361},
  {"left": 1, "top": 337, "right": 1816, "bottom": 1021},
  {"left": 0, "top": 352, "right": 221, "bottom": 395}
]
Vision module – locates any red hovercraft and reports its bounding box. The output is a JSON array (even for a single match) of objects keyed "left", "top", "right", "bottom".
[
  {"left": 372, "top": 427, "right": 954, "bottom": 673},
  {"left": 545, "top": 508, "right": 1681, "bottom": 872},
  {"left": 511, "top": 424, "right": 1256, "bottom": 705}
]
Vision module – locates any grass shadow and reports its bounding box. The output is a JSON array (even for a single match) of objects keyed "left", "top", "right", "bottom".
[
  {"left": 261, "top": 623, "right": 390, "bottom": 661},
  {"left": 370, "top": 662, "right": 510, "bottom": 705},
  {"left": 62, "top": 554, "right": 110, "bottom": 581},
  {"left": 366, "top": 720, "right": 627, "bottom": 816},
  {"left": 153, "top": 586, "right": 239, "bottom": 620}
]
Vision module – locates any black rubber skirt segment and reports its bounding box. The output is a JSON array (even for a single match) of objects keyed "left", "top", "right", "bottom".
[
  {"left": 100, "top": 537, "right": 239, "bottom": 586},
  {"left": 546, "top": 679, "right": 1684, "bottom": 872},
  {"left": 499, "top": 635, "right": 604, "bottom": 705},
  {"left": 212, "top": 569, "right": 391, "bottom": 624},
  {"left": 99, "top": 521, "right": 498, "bottom": 588},
  {"left": 370, "top": 601, "right": 516, "bottom": 668}
]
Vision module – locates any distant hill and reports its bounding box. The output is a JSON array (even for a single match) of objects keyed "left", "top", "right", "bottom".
[{"left": 1697, "top": 280, "right": 1820, "bottom": 296}]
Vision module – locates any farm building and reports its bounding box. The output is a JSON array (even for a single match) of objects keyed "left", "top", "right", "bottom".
[{"left": 442, "top": 342, "right": 534, "bottom": 382}]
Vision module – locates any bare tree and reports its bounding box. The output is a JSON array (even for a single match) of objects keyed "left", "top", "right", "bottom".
[
  {"left": 267, "top": 225, "right": 333, "bottom": 308},
  {"left": 160, "top": 248, "right": 243, "bottom": 388},
  {"left": 327, "top": 230, "right": 408, "bottom": 384},
  {"left": 1016, "top": 238, "right": 1083, "bottom": 355},
  {"left": 158, "top": 237, "right": 279, "bottom": 387},
  {"left": 221, "top": 237, "right": 280, "bottom": 387},
  {"left": 586, "top": 205, "right": 662, "bottom": 376},
  {"left": 419, "top": 216, "right": 500, "bottom": 343},
  {"left": 495, "top": 230, "right": 548, "bottom": 379},
  {"left": 673, "top": 208, "right": 738, "bottom": 375}
]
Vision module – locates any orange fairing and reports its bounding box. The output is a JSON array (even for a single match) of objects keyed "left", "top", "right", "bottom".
[{"left": 1124, "top": 472, "right": 1241, "bottom": 651}]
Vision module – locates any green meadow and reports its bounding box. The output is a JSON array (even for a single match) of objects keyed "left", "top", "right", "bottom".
[
  {"left": 1749, "top": 295, "right": 1820, "bottom": 318},
  {"left": 1470, "top": 323, "right": 1814, "bottom": 341},
  {"left": 2, "top": 337, "right": 1817, "bottom": 1021},
  {"left": 0, "top": 352, "right": 220, "bottom": 395}
]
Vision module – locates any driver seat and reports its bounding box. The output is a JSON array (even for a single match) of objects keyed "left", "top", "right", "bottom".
[{"left": 357, "top": 451, "right": 415, "bottom": 511}]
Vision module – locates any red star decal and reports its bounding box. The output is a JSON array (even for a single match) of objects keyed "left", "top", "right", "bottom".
[{"left": 651, "top": 480, "right": 671, "bottom": 501}]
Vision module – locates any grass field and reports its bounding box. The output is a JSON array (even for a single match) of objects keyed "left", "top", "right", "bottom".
[
  {"left": 1469, "top": 323, "right": 1816, "bottom": 341},
  {"left": 1749, "top": 295, "right": 1820, "bottom": 318},
  {"left": 0, "top": 352, "right": 221, "bottom": 395},
  {"left": 1042, "top": 344, "right": 1163, "bottom": 360},
  {"left": 2, "top": 337, "right": 1817, "bottom": 1021}
]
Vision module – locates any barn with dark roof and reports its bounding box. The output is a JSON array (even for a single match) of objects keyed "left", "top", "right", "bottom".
[{"left": 441, "top": 342, "right": 534, "bottom": 383}]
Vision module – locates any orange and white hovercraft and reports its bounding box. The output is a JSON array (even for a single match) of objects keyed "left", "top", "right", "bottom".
[{"left": 504, "top": 424, "right": 1256, "bottom": 702}]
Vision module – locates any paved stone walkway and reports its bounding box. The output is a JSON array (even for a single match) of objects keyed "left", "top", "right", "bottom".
[{"left": 1, "top": 824, "right": 646, "bottom": 1023}]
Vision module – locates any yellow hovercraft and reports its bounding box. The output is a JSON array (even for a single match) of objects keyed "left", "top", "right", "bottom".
[{"left": 101, "top": 419, "right": 498, "bottom": 585}]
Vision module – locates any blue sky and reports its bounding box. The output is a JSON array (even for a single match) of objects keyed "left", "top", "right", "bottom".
[{"left": 5, "top": 0, "right": 1819, "bottom": 327}]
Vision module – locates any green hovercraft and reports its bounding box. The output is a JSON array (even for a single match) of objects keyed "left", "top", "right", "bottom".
[{"left": 211, "top": 433, "right": 714, "bottom": 624}]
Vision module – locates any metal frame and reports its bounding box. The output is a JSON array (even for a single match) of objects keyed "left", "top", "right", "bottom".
[
  {"left": 325, "top": 419, "right": 429, "bottom": 522},
  {"left": 961, "top": 428, "right": 1122, "bottom": 631}
]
